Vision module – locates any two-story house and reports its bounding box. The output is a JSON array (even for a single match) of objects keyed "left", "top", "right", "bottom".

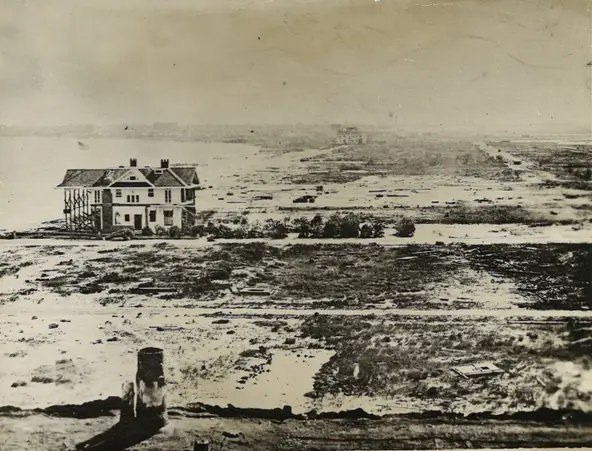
[{"left": 57, "top": 159, "right": 200, "bottom": 233}]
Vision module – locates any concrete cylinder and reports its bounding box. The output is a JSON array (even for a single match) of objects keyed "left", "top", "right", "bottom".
[{"left": 135, "top": 347, "right": 167, "bottom": 427}]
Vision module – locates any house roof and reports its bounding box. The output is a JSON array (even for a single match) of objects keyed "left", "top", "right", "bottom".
[
  {"left": 169, "top": 167, "right": 200, "bottom": 186},
  {"left": 57, "top": 169, "right": 129, "bottom": 188},
  {"left": 141, "top": 169, "right": 183, "bottom": 187},
  {"left": 57, "top": 165, "right": 199, "bottom": 188}
]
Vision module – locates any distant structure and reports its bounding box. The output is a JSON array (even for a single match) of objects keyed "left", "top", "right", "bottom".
[
  {"left": 335, "top": 126, "right": 367, "bottom": 145},
  {"left": 57, "top": 159, "right": 200, "bottom": 233}
]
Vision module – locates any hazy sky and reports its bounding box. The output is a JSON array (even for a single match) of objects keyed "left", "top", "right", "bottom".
[{"left": 0, "top": 0, "right": 590, "bottom": 133}]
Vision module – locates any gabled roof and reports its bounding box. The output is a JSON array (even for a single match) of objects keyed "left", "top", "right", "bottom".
[
  {"left": 57, "top": 165, "right": 199, "bottom": 188},
  {"left": 57, "top": 168, "right": 128, "bottom": 187},
  {"left": 109, "top": 168, "right": 154, "bottom": 187},
  {"left": 168, "top": 167, "right": 200, "bottom": 186},
  {"left": 142, "top": 169, "right": 184, "bottom": 187}
]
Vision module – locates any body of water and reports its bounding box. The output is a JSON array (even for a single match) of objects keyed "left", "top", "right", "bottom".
[{"left": 0, "top": 137, "right": 262, "bottom": 231}]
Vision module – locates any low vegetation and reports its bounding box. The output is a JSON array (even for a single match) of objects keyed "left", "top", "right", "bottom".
[
  {"left": 287, "top": 139, "right": 516, "bottom": 184},
  {"left": 301, "top": 315, "right": 592, "bottom": 413},
  {"left": 34, "top": 242, "right": 592, "bottom": 311}
]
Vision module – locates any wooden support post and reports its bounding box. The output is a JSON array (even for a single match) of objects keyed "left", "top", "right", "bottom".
[
  {"left": 85, "top": 190, "right": 89, "bottom": 226},
  {"left": 136, "top": 347, "right": 167, "bottom": 428},
  {"left": 120, "top": 381, "right": 135, "bottom": 423},
  {"left": 63, "top": 190, "right": 67, "bottom": 229},
  {"left": 68, "top": 190, "right": 73, "bottom": 229}
]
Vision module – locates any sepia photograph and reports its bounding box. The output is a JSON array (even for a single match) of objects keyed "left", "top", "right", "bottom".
[{"left": 0, "top": 0, "right": 591, "bottom": 449}]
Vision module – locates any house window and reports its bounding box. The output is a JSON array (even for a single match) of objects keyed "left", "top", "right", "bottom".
[
  {"left": 126, "top": 194, "right": 140, "bottom": 203},
  {"left": 124, "top": 214, "right": 130, "bottom": 222},
  {"left": 94, "top": 191, "right": 101, "bottom": 203},
  {"left": 149, "top": 210, "right": 156, "bottom": 222},
  {"left": 164, "top": 210, "right": 173, "bottom": 226},
  {"left": 148, "top": 188, "right": 154, "bottom": 197},
  {"left": 135, "top": 195, "right": 139, "bottom": 203},
  {"left": 165, "top": 189, "right": 172, "bottom": 203},
  {"left": 130, "top": 176, "right": 137, "bottom": 180},
  {"left": 115, "top": 189, "right": 122, "bottom": 198}
]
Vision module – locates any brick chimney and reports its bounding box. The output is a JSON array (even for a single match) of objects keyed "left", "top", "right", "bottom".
[
  {"left": 130, "top": 158, "right": 137, "bottom": 167},
  {"left": 160, "top": 159, "right": 169, "bottom": 169}
]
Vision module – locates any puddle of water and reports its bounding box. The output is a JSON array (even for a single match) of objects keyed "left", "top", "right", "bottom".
[{"left": 192, "top": 349, "right": 334, "bottom": 413}]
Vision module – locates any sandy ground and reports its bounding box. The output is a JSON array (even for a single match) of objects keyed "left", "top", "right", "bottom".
[{"left": 1, "top": 241, "right": 591, "bottom": 420}]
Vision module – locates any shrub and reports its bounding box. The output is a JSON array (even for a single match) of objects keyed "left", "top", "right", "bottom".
[
  {"left": 231, "top": 215, "right": 249, "bottom": 226},
  {"left": 359, "top": 223, "right": 374, "bottom": 238},
  {"left": 373, "top": 222, "right": 385, "bottom": 238},
  {"left": 263, "top": 219, "right": 288, "bottom": 239},
  {"left": 395, "top": 218, "right": 416, "bottom": 237},
  {"left": 168, "top": 225, "right": 181, "bottom": 239},
  {"left": 247, "top": 222, "right": 264, "bottom": 238},
  {"left": 121, "top": 228, "right": 135, "bottom": 240},
  {"left": 340, "top": 213, "right": 360, "bottom": 238},
  {"left": 323, "top": 213, "right": 342, "bottom": 238},
  {"left": 188, "top": 224, "right": 205, "bottom": 237},
  {"left": 293, "top": 217, "right": 311, "bottom": 238},
  {"left": 154, "top": 225, "right": 167, "bottom": 236},
  {"left": 322, "top": 212, "right": 362, "bottom": 238},
  {"left": 579, "top": 168, "right": 592, "bottom": 180},
  {"left": 106, "top": 228, "right": 135, "bottom": 241},
  {"left": 205, "top": 221, "right": 217, "bottom": 235},
  {"left": 141, "top": 226, "right": 154, "bottom": 237},
  {"left": 310, "top": 215, "right": 324, "bottom": 238},
  {"left": 233, "top": 226, "right": 248, "bottom": 239}
]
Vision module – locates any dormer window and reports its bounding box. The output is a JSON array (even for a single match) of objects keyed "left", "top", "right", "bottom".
[
  {"left": 129, "top": 176, "right": 137, "bottom": 181},
  {"left": 155, "top": 169, "right": 164, "bottom": 175}
]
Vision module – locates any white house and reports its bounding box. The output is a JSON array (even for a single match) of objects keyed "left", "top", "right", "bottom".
[{"left": 57, "top": 159, "right": 200, "bottom": 233}]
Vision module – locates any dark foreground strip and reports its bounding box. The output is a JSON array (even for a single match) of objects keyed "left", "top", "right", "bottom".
[{"left": 1, "top": 399, "right": 591, "bottom": 425}]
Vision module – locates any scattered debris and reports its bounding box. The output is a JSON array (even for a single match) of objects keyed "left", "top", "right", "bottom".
[
  {"left": 31, "top": 376, "right": 54, "bottom": 384},
  {"left": 231, "top": 286, "right": 273, "bottom": 296},
  {"left": 131, "top": 284, "right": 178, "bottom": 294},
  {"left": 151, "top": 326, "right": 185, "bottom": 332},
  {"left": 452, "top": 362, "right": 504, "bottom": 379},
  {"left": 293, "top": 195, "right": 316, "bottom": 203}
]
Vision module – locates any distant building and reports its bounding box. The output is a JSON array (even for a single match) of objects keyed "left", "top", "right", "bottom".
[
  {"left": 336, "top": 126, "right": 367, "bottom": 145},
  {"left": 57, "top": 159, "right": 200, "bottom": 233}
]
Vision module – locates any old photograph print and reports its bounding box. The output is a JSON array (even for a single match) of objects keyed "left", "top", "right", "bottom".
[{"left": 0, "top": 0, "right": 591, "bottom": 449}]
